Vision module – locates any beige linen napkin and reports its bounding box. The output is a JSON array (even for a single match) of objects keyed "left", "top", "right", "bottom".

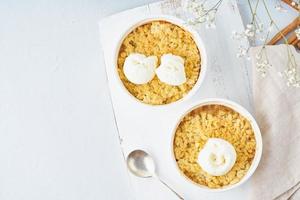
[{"left": 249, "top": 45, "right": 300, "bottom": 200}]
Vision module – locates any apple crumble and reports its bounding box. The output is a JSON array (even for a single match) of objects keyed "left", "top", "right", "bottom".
[
  {"left": 117, "top": 20, "right": 201, "bottom": 105},
  {"left": 173, "top": 104, "right": 256, "bottom": 188}
]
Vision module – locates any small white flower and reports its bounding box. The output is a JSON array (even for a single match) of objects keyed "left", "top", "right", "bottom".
[
  {"left": 256, "top": 55, "right": 272, "bottom": 78},
  {"left": 295, "top": 27, "right": 300, "bottom": 40},
  {"left": 210, "top": 9, "right": 217, "bottom": 19},
  {"left": 255, "top": 53, "right": 262, "bottom": 60},
  {"left": 244, "top": 23, "right": 256, "bottom": 38},
  {"left": 236, "top": 46, "right": 248, "bottom": 58},
  {"left": 277, "top": 59, "right": 300, "bottom": 87},
  {"left": 182, "top": 0, "right": 219, "bottom": 28},
  {"left": 184, "top": 0, "right": 206, "bottom": 17},
  {"left": 246, "top": 24, "right": 254, "bottom": 29},
  {"left": 261, "top": 72, "right": 267, "bottom": 77}
]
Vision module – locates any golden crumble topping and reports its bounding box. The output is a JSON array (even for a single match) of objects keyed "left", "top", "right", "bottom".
[
  {"left": 117, "top": 21, "right": 201, "bottom": 105},
  {"left": 173, "top": 105, "right": 256, "bottom": 188}
]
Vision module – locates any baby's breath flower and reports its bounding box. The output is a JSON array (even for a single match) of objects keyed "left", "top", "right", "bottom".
[
  {"left": 181, "top": 0, "right": 222, "bottom": 28},
  {"left": 291, "top": 0, "right": 299, "bottom": 7},
  {"left": 236, "top": 46, "right": 248, "bottom": 58},
  {"left": 206, "top": 9, "right": 216, "bottom": 21},
  {"left": 244, "top": 24, "right": 256, "bottom": 38},
  {"left": 163, "top": 0, "right": 300, "bottom": 88},
  {"left": 295, "top": 27, "right": 300, "bottom": 40},
  {"left": 184, "top": 0, "right": 206, "bottom": 16},
  {"left": 279, "top": 59, "right": 300, "bottom": 87},
  {"left": 283, "top": 70, "right": 300, "bottom": 87},
  {"left": 255, "top": 53, "right": 262, "bottom": 60},
  {"left": 256, "top": 59, "right": 271, "bottom": 77},
  {"left": 255, "top": 48, "right": 272, "bottom": 78}
]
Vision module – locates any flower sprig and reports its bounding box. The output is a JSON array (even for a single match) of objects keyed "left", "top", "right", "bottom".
[
  {"left": 161, "top": 0, "right": 223, "bottom": 27},
  {"left": 293, "top": 0, "right": 300, "bottom": 40},
  {"left": 260, "top": 0, "right": 300, "bottom": 87},
  {"left": 181, "top": 0, "right": 222, "bottom": 28},
  {"left": 162, "top": 0, "right": 300, "bottom": 87},
  {"left": 231, "top": 0, "right": 300, "bottom": 87}
]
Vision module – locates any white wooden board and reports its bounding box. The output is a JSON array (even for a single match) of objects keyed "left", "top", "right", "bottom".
[{"left": 99, "top": 1, "right": 255, "bottom": 199}]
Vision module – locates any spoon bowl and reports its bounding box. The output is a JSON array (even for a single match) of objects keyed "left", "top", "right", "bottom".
[
  {"left": 126, "top": 149, "right": 184, "bottom": 199},
  {"left": 127, "top": 150, "right": 155, "bottom": 178}
]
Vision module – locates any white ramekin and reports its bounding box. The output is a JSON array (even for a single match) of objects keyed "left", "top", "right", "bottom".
[
  {"left": 171, "top": 98, "right": 263, "bottom": 192},
  {"left": 114, "top": 15, "right": 208, "bottom": 106}
]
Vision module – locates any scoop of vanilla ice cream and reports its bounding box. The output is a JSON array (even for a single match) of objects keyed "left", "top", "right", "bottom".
[
  {"left": 197, "top": 138, "right": 237, "bottom": 176},
  {"left": 155, "top": 54, "right": 186, "bottom": 86},
  {"left": 123, "top": 53, "right": 158, "bottom": 84}
]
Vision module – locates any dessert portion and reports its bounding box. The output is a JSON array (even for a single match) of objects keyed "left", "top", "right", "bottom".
[
  {"left": 197, "top": 138, "right": 237, "bottom": 176},
  {"left": 156, "top": 54, "right": 186, "bottom": 86},
  {"left": 123, "top": 53, "right": 158, "bottom": 84},
  {"left": 117, "top": 20, "right": 201, "bottom": 105},
  {"left": 173, "top": 104, "right": 256, "bottom": 188}
]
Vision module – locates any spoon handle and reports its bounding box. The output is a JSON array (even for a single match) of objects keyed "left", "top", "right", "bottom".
[{"left": 155, "top": 175, "right": 184, "bottom": 200}]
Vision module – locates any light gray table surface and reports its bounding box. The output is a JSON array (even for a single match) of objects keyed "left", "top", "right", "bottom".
[{"left": 0, "top": 1, "right": 296, "bottom": 200}]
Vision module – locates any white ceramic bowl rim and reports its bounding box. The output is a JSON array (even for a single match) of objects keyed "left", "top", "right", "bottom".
[
  {"left": 114, "top": 15, "right": 208, "bottom": 107},
  {"left": 171, "top": 98, "right": 263, "bottom": 192}
]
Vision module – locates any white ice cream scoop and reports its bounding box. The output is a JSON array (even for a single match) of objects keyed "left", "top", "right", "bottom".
[
  {"left": 123, "top": 53, "right": 158, "bottom": 84},
  {"left": 155, "top": 54, "right": 186, "bottom": 86},
  {"left": 198, "top": 138, "right": 237, "bottom": 176}
]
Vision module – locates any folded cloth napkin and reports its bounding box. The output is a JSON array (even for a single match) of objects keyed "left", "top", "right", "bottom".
[{"left": 249, "top": 45, "right": 300, "bottom": 200}]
